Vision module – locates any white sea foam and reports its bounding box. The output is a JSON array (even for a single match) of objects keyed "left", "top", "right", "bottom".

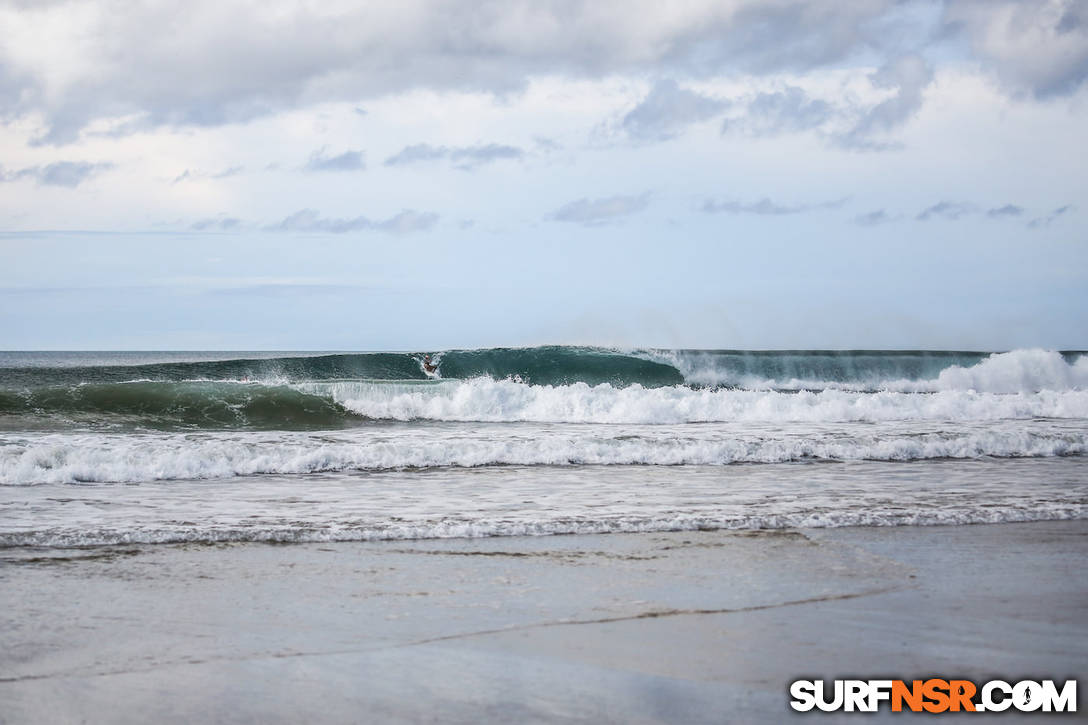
[
  {"left": 932, "top": 349, "right": 1088, "bottom": 392},
  {"left": 643, "top": 348, "right": 1088, "bottom": 393},
  {"left": 301, "top": 377, "right": 1088, "bottom": 424},
  {"left": 1, "top": 422, "right": 1083, "bottom": 484},
  {"left": 4, "top": 448, "right": 1085, "bottom": 547},
  {"left": 4, "top": 504, "right": 1087, "bottom": 548}
]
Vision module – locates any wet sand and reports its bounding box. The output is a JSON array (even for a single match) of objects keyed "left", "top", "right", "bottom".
[{"left": 1, "top": 521, "right": 1085, "bottom": 723}]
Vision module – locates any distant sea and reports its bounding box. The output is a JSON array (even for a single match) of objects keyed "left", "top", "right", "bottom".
[{"left": 1, "top": 347, "right": 1086, "bottom": 547}]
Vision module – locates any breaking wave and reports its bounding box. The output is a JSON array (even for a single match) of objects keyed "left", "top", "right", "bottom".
[
  {"left": 2, "top": 424, "right": 1084, "bottom": 484},
  {"left": 0, "top": 348, "right": 1085, "bottom": 430},
  {"left": 319, "top": 379, "right": 1088, "bottom": 424}
]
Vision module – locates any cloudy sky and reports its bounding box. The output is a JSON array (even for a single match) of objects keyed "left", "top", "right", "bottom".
[{"left": 1, "top": 0, "right": 1086, "bottom": 350}]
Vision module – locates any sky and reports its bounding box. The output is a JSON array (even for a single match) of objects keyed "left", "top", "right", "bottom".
[{"left": 1, "top": 0, "right": 1086, "bottom": 351}]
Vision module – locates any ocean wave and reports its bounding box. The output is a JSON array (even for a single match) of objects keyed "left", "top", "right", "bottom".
[
  {"left": 1, "top": 376, "right": 1087, "bottom": 430},
  {"left": 2, "top": 426, "right": 1083, "bottom": 484},
  {"left": 321, "top": 378, "right": 1088, "bottom": 423},
  {"left": 646, "top": 348, "right": 1088, "bottom": 393},
  {"left": 4, "top": 504, "right": 1086, "bottom": 547},
  {"left": 4, "top": 347, "right": 1085, "bottom": 392},
  {"left": 0, "top": 346, "right": 682, "bottom": 389},
  {"left": 0, "top": 380, "right": 355, "bottom": 429},
  {"left": 1, "top": 348, "right": 1085, "bottom": 430}
]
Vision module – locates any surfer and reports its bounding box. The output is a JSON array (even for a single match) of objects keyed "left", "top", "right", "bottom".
[{"left": 423, "top": 355, "right": 438, "bottom": 375}]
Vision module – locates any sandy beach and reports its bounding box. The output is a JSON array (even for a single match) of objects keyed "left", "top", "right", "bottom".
[{"left": 2, "top": 520, "right": 1084, "bottom": 723}]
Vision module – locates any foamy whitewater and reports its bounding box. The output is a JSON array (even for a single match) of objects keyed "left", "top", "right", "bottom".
[{"left": 1, "top": 347, "right": 1086, "bottom": 546}]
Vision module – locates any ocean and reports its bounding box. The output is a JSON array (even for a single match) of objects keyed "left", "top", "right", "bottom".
[{"left": 1, "top": 346, "right": 1086, "bottom": 547}]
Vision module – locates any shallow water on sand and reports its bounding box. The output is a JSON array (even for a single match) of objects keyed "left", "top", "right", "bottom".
[{"left": 2, "top": 457, "right": 1085, "bottom": 546}]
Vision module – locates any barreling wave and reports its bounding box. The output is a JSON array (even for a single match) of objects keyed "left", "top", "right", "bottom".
[
  {"left": 0, "top": 346, "right": 683, "bottom": 389},
  {"left": 0, "top": 348, "right": 1085, "bottom": 430},
  {"left": 4, "top": 346, "right": 1085, "bottom": 390}
]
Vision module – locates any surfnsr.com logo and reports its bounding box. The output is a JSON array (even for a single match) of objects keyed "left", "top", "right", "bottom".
[{"left": 789, "top": 679, "right": 1077, "bottom": 713}]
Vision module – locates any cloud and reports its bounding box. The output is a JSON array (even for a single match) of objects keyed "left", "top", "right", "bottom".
[
  {"left": 622, "top": 79, "right": 728, "bottom": 140},
  {"left": 191, "top": 217, "right": 242, "bottom": 231},
  {"left": 2, "top": 1, "right": 940, "bottom": 144},
  {"left": 449, "top": 144, "right": 524, "bottom": 169},
  {"left": 946, "top": 0, "right": 1088, "bottom": 97},
  {"left": 270, "top": 208, "right": 438, "bottom": 234},
  {"left": 384, "top": 144, "right": 448, "bottom": 166},
  {"left": 1028, "top": 204, "right": 1075, "bottom": 228},
  {"left": 384, "top": 143, "right": 524, "bottom": 169},
  {"left": 854, "top": 209, "right": 893, "bottom": 226},
  {"left": 722, "top": 86, "right": 832, "bottom": 136},
  {"left": 718, "top": 57, "right": 929, "bottom": 149},
  {"left": 173, "top": 165, "right": 243, "bottom": 183},
  {"left": 986, "top": 204, "right": 1024, "bottom": 218},
  {"left": 374, "top": 210, "right": 441, "bottom": 233},
  {"left": 550, "top": 193, "right": 650, "bottom": 225},
  {"left": 2, "top": 1, "right": 1080, "bottom": 151},
  {"left": 916, "top": 201, "right": 1039, "bottom": 223},
  {"left": 0, "top": 160, "right": 114, "bottom": 187},
  {"left": 702, "top": 197, "right": 846, "bottom": 215},
  {"left": 212, "top": 165, "right": 243, "bottom": 179},
  {"left": 839, "top": 54, "right": 933, "bottom": 148},
  {"left": 304, "top": 148, "right": 365, "bottom": 172},
  {"left": 916, "top": 201, "right": 976, "bottom": 221}
]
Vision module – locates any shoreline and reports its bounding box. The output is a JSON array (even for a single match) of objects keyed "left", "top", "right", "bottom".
[{"left": 2, "top": 520, "right": 1086, "bottom": 722}]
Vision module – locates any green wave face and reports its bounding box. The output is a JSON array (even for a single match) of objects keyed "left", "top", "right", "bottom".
[
  {"left": 0, "top": 382, "right": 357, "bottom": 431},
  {"left": 0, "top": 353, "right": 426, "bottom": 389},
  {"left": 435, "top": 347, "right": 683, "bottom": 386},
  {"left": 0, "top": 346, "right": 685, "bottom": 388}
]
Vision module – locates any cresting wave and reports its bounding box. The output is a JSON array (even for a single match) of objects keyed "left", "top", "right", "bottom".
[
  {"left": 0, "top": 346, "right": 685, "bottom": 388},
  {"left": 319, "top": 380, "right": 1088, "bottom": 424},
  {"left": 642, "top": 347, "right": 1088, "bottom": 392},
  {"left": 2, "top": 347, "right": 1085, "bottom": 390},
  {"left": 3, "top": 424, "right": 1084, "bottom": 484},
  {"left": 0, "top": 348, "right": 1086, "bottom": 429}
]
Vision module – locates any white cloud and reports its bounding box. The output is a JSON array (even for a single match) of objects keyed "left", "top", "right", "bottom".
[
  {"left": 721, "top": 85, "right": 831, "bottom": 136},
  {"left": 702, "top": 197, "right": 846, "bottom": 215},
  {"left": 0, "top": 0, "right": 924, "bottom": 144},
  {"left": 947, "top": 0, "right": 1088, "bottom": 97},
  {"left": 550, "top": 193, "right": 650, "bottom": 225},
  {"left": 622, "top": 80, "right": 728, "bottom": 140},
  {"left": 270, "top": 208, "right": 438, "bottom": 233},
  {"left": 839, "top": 54, "right": 933, "bottom": 147},
  {"left": 384, "top": 143, "right": 524, "bottom": 169},
  {"left": 0, "top": 160, "right": 113, "bottom": 187},
  {"left": 304, "top": 148, "right": 365, "bottom": 172}
]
